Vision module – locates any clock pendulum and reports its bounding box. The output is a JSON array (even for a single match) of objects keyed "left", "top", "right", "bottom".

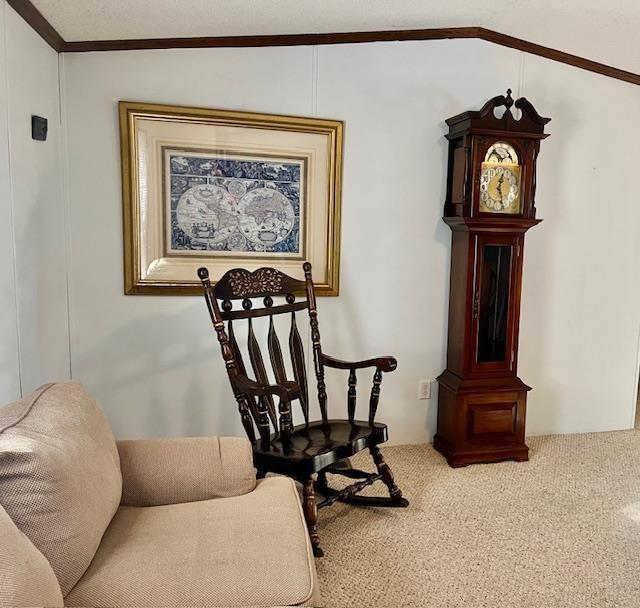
[{"left": 434, "top": 89, "right": 550, "bottom": 467}]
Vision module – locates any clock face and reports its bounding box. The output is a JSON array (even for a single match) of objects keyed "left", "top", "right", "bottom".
[{"left": 479, "top": 142, "right": 521, "bottom": 214}]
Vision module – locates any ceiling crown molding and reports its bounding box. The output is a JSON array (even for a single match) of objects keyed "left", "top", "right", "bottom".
[
  {"left": 7, "top": 0, "right": 640, "bottom": 87},
  {"left": 6, "top": 0, "right": 63, "bottom": 51}
]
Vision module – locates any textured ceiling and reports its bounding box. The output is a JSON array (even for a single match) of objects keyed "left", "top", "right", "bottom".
[{"left": 31, "top": 0, "right": 640, "bottom": 73}]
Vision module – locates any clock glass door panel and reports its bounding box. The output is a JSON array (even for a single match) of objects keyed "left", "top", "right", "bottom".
[
  {"left": 477, "top": 244, "right": 511, "bottom": 362},
  {"left": 471, "top": 234, "right": 518, "bottom": 373}
]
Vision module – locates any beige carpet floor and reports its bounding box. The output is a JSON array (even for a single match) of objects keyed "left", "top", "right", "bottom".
[{"left": 314, "top": 427, "right": 640, "bottom": 607}]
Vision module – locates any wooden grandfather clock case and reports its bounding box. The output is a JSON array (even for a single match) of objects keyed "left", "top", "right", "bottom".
[{"left": 435, "top": 89, "right": 550, "bottom": 467}]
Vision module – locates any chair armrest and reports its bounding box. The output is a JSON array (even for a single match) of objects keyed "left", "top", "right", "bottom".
[
  {"left": 321, "top": 353, "right": 397, "bottom": 373},
  {"left": 117, "top": 436, "right": 256, "bottom": 507}
]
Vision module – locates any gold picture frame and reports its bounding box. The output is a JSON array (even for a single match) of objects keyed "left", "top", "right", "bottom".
[{"left": 119, "top": 101, "right": 343, "bottom": 295}]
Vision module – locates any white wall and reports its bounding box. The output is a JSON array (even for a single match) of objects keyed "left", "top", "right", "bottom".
[
  {"left": 61, "top": 40, "right": 640, "bottom": 443},
  {"left": 519, "top": 56, "right": 640, "bottom": 434},
  {"left": 0, "top": 3, "right": 20, "bottom": 404},
  {"left": 0, "top": 2, "right": 69, "bottom": 403}
]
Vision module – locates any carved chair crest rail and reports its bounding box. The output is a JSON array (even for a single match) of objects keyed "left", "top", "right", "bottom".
[{"left": 198, "top": 262, "right": 408, "bottom": 556}]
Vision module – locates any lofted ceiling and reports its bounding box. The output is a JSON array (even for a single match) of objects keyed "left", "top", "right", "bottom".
[{"left": 29, "top": 0, "right": 640, "bottom": 75}]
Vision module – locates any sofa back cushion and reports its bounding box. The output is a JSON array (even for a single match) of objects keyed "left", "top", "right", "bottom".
[
  {"left": 0, "top": 382, "right": 122, "bottom": 596},
  {"left": 0, "top": 503, "right": 64, "bottom": 607}
]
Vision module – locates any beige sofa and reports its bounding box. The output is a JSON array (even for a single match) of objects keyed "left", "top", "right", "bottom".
[{"left": 0, "top": 382, "right": 320, "bottom": 607}]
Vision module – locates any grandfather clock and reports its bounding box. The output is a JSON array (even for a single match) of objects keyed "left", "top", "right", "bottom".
[{"left": 434, "top": 89, "right": 550, "bottom": 467}]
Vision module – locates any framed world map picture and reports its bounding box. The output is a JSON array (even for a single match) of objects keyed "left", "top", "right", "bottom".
[{"left": 119, "top": 101, "right": 343, "bottom": 295}]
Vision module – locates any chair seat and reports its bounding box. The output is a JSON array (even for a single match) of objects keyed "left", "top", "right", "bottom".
[
  {"left": 254, "top": 419, "right": 388, "bottom": 477},
  {"left": 64, "top": 477, "right": 319, "bottom": 608}
]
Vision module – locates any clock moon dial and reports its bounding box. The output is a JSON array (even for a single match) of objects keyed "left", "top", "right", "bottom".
[{"left": 479, "top": 142, "right": 521, "bottom": 214}]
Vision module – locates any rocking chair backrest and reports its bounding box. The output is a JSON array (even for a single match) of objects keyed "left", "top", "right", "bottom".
[{"left": 198, "top": 263, "right": 328, "bottom": 445}]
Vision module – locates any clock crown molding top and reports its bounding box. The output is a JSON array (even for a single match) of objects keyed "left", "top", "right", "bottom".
[
  {"left": 443, "top": 88, "right": 550, "bottom": 221},
  {"left": 446, "top": 89, "right": 552, "bottom": 139}
]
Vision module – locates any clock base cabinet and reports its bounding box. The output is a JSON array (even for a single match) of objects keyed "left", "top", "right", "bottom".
[{"left": 434, "top": 373, "right": 530, "bottom": 468}]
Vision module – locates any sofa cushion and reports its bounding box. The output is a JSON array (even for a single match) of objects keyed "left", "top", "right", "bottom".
[
  {"left": 65, "top": 477, "right": 319, "bottom": 607},
  {"left": 0, "top": 504, "right": 64, "bottom": 608},
  {"left": 117, "top": 436, "right": 256, "bottom": 506},
  {"left": 0, "top": 382, "right": 122, "bottom": 596}
]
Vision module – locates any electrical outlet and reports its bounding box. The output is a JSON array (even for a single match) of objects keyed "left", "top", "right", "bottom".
[{"left": 418, "top": 379, "right": 431, "bottom": 400}]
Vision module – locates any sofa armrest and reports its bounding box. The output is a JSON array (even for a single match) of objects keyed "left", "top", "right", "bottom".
[{"left": 117, "top": 436, "right": 256, "bottom": 507}]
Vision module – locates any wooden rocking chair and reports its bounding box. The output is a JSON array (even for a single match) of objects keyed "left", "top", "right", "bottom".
[{"left": 198, "top": 262, "right": 408, "bottom": 557}]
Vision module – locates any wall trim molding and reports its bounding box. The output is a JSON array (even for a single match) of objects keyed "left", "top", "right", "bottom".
[{"left": 7, "top": 0, "right": 640, "bottom": 87}]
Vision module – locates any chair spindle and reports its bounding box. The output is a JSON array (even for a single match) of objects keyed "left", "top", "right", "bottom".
[
  {"left": 347, "top": 369, "right": 357, "bottom": 424},
  {"left": 304, "top": 263, "right": 328, "bottom": 426},
  {"left": 289, "top": 308, "right": 310, "bottom": 426},
  {"left": 236, "top": 395, "right": 257, "bottom": 445},
  {"left": 247, "top": 316, "right": 278, "bottom": 430},
  {"left": 368, "top": 368, "right": 383, "bottom": 425},
  {"left": 256, "top": 396, "right": 271, "bottom": 451},
  {"left": 278, "top": 397, "right": 292, "bottom": 454},
  {"left": 228, "top": 320, "right": 259, "bottom": 430},
  {"left": 267, "top": 314, "right": 287, "bottom": 385},
  {"left": 228, "top": 320, "right": 247, "bottom": 375}
]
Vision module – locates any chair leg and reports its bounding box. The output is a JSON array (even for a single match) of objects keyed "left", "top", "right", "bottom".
[
  {"left": 370, "top": 445, "right": 409, "bottom": 506},
  {"left": 316, "top": 470, "right": 329, "bottom": 494},
  {"left": 302, "top": 477, "right": 323, "bottom": 557}
]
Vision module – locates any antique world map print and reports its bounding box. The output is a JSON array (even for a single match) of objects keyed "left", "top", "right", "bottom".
[{"left": 164, "top": 148, "right": 305, "bottom": 258}]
